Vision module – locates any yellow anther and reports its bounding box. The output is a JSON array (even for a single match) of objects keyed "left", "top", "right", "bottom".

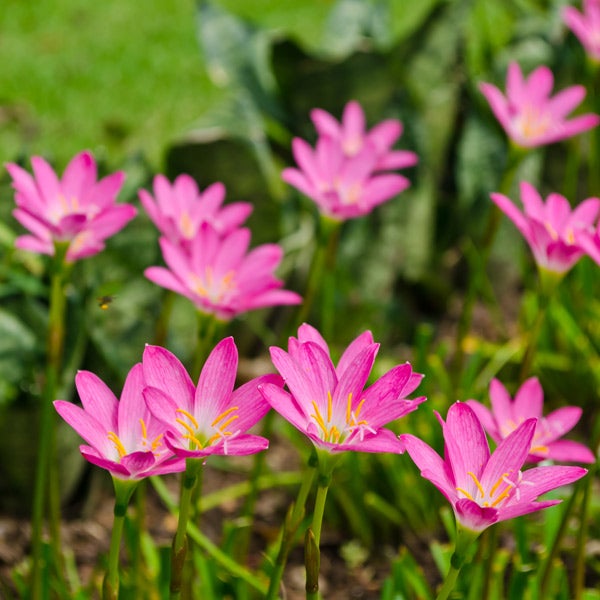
[
  {"left": 467, "top": 472, "right": 485, "bottom": 498},
  {"left": 490, "top": 473, "right": 510, "bottom": 498},
  {"left": 492, "top": 489, "right": 512, "bottom": 507},
  {"left": 346, "top": 393, "right": 353, "bottom": 424},
  {"left": 183, "top": 433, "right": 204, "bottom": 449},
  {"left": 456, "top": 487, "right": 476, "bottom": 502},
  {"left": 151, "top": 434, "right": 163, "bottom": 451},
  {"left": 211, "top": 406, "right": 239, "bottom": 428},
  {"left": 107, "top": 431, "right": 127, "bottom": 458},
  {"left": 176, "top": 418, "right": 198, "bottom": 439},
  {"left": 327, "top": 391, "right": 333, "bottom": 422},
  {"left": 176, "top": 408, "right": 199, "bottom": 430},
  {"left": 354, "top": 399, "right": 366, "bottom": 419},
  {"left": 139, "top": 418, "right": 148, "bottom": 440},
  {"left": 218, "top": 414, "right": 239, "bottom": 431},
  {"left": 530, "top": 445, "right": 549, "bottom": 455},
  {"left": 311, "top": 401, "right": 328, "bottom": 436}
]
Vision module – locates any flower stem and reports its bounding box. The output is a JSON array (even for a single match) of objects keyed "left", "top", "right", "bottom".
[
  {"left": 436, "top": 525, "right": 479, "bottom": 600},
  {"left": 171, "top": 460, "right": 201, "bottom": 600},
  {"left": 305, "top": 465, "right": 332, "bottom": 600},
  {"left": 30, "top": 243, "right": 70, "bottom": 598},
  {"left": 192, "top": 311, "right": 221, "bottom": 381},
  {"left": 296, "top": 216, "right": 341, "bottom": 334},
  {"left": 266, "top": 451, "right": 317, "bottom": 600}
]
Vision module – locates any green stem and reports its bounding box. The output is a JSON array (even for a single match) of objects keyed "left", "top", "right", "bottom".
[
  {"left": 518, "top": 269, "right": 560, "bottom": 383},
  {"left": 192, "top": 312, "right": 221, "bottom": 381},
  {"left": 306, "top": 462, "right": 333, "bottom": 600},
  {"left": 435, "top": 563, "right": 460, "bottom": 600},
  {"left": 103, "top": 479, "right": 136, "bottom": 600},
  {"left": 436, "top": 526, "right": 479, "bottom": 600},
  {"left": 574, "top": 467, "right": 593, "bottom": 600},
  {"left": 30, "top": 243, "right": 70, "bottom": 599},
  {"left": 171, "top": 460, "right": 201, "bottom": 600},
  {"left": 154, "top": 289, "right": 176, "bottom": 347},
  {"left": 266, "top": 452, "right": 317, "bottom": 600},
  {"left": 296, "top": 216, "right": 341, "bottom": 332},
  {"left": 452, "top": 146, "right": 525, "bottom": 391}
]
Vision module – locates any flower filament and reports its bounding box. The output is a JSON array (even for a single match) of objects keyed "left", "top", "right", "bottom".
[
  {"left": 456, "top": 471, "right": 515, "bottom": 508},
  {"left": 176, "top": 406, "right": 240, "bottom": 452},
  {"left": 192, "top": 267, "right": 236, "bottom": 304},
  {"left": 310, "top": 392, "right": 373, "bottom": 444}
]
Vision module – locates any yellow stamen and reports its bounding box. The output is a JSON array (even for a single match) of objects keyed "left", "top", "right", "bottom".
[
  {"left": 456, "top": 487, "right": 476, "bottom": 502},
  {"left": 140, "top": 418, "right": 148, "bottom": 440},
  {"left": 218, "top": 415, "right": 239, "bottom": 431},
  {"left": 183, "top": 433, "right": 204, "bottom": 449},
  {"left": 490, "top": 473, "right": 510, "bottom": 497},
  {"left": 327, "top": 391, "right": 333, "bottom": 422},
  {"left": 311, "top": 401, "right": 328, "bottom": 437},
  {"left": 530, "top": 445, "right": 549, "bottom": 455},
  {"left": 467, "top": 472, "right": 485, "bottom": 498},
  {"left": 176, "top": 408, "right": 199, "bottom": 430},
  {"left": 346, "top": 393, "right": 353, "bottom": 424},
  {"left": 176, "top": 418, "right": 198, "bottom": 439},
  {"left": 151, "top": 434, "right": 163, "bottom": 451},
  {"left": 492, "top": 489, "right": 512, "bottom": 507},
  {"left": 211, "top": 406, "right": 239, "bottom": 428},
  {"left": 107, "top": 431, "right": 127, "bottom": 458},
  {"left": 354, "top": 399, "right": 366, "bottom": 419}
]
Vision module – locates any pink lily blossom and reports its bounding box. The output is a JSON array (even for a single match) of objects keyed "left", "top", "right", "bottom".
[
  {"left": 142, "top": 338, "right": 279, "bottom": 459},
  {"left": 282, "top": 101, "right": 417, "bottom": 221},
  {"left": 563, "top": 0, "right": 600, "bottom": 63},
  {"left": 310, "top": 100, "right": 418, "bottom": 171},
  {"left": 144, "top": 223, "right": 301, "bottom": 320},
  {"left": 490, "top": 181, "right": 600, "bottom": 273},
  {"left": 479, "top": 62, "right": 600, "bottom": 148},
  {"left": 401, "top": 402, "right": 587, "bottom": 533},
  {"left": 6, "top": 151, "right": 137, "bottom": 262},
  {"left": 139, "top": 174, "right": 252, "bottom": 247},
  {"left": 259, "top": 323, "right": 426, "bottom": 454},
  {"left": 467, "top": 378, "right": 594, "bottom": 464},
  {"left": 54, "top": 364, "right": 185, "bottom": 480}
]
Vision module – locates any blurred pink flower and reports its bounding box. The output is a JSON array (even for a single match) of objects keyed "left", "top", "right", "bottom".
[
  {"left": 479, "top": 62, "right": 599, "bottom": 147},
  {"left": 139, "top": 174, "right": 252, "bottom": 247},
  {"left": 259, "top": 323, "right": 425, "bottom": 454},
  {"left": 142, "top": 338, "right": 279, "bottom": 459},
  {"left": 145, "top": 223, "right": 301, "bottom": 320},
  {"left": 491, "top": 181, "right": 600, "bottom": 273},
  {"left": 282, "top": 100, "right": 417, "bottom": 221},
  {"left": 6, "top": 151, "right": 136, "bottom": 262},
  {"left": 401, "top": 402, "right": 587, "bottom": 533},
  {"left": 563, "top": 0, "right": 600, "bottom": 62},
  {"left": 467, "top": 378, "right": 594, "bottom": 464},
  {"left": 54, "top": 364, "right": 185, "bottom": 480}
]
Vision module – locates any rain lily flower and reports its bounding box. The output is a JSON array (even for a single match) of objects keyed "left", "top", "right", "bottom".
[
  {"left": 54, "top": 364, "right": 185, "bottom": 480},
  {"left": 142, "top": 338, "right": 280, "bottom": 459},
  {"left": 490, "top": 181, "right": 600, "bottom": 274},
  {"left": 6, "top": 151, "right": 137, "bottom": 262},
  {"left": 139, "top": 174, "right": 252, "bottom": 247},
  {"left": 310, "top": 100, "right": 418, "bottom": 171},
  {"left": 563, "top": 0, "right": 600, "bottom": 63},
  {"left": 259, "top": 323, "right": 426, "bottom": 454},
  {"left": 467, "top": 378, "right": 595, "bottom": 464},
  {"left": 479, "top": 62, "right": 600, "bottom": 148},
  {"left": 144, "top": 223, "right": 301, "bottom": 320},
  {"left": 401, "top": 402, "right": 587, "bottom": 533},
  {"left": 282, "top": 101, "right": 417, "bottom": 221}
]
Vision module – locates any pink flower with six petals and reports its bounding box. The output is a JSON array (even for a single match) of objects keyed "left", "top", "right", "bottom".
[
  {"left": 142, "top": 338, "right": 279, "bottom": 459},
  {"left": 144, "top": 223, "right": 301, "bottom": 320},
  {"left": 467, "top": 378, "right": 594, "bottom": 464},
  {"left": 491, "top": 181, "right": 600, "bottom": 273},
  {"left": 479, "top": 62, "right": 599, "bottom": 148},
  {"left": 6, "top": 151, "right": 137, "bottom": 262},
  {"left": 282, "top": 100, "right": 417, "bottom": 221},
  {"left": 259, "top": 323, "right": 426, "bottom": 454},
  {"left": 401, "top": 402, "right": 587, "bottom": 533},
  {"left": 54, "top": 364, "right": 185, "bottom": 480},
  {"left": 139, "top": 174, "right": 252, "bottom": 247}
]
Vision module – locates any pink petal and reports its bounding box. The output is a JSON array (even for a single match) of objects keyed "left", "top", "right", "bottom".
[
  {"left": 336, "top": 330, "right": 374, "bottom": 377},
  {"left": 259, "top": 382, "right": 310, "bottom": 432},
  {"left": 75, "top": 371, "right": 119, "bottom": 430},
  {"left": 454, "top": 498, "right": 498, "bottom": 532},
  {"left": 545, "top": 440, "right": 595, "bottom": 463},
  {"left": 335, "top": 428, "right": 405, "bottom": 454},
  {"left": 465, "top": 400, "right": 500, "bottom": 441},
  {"left": 513, "top": 377, "right": 543, "bottom": 420},
  {"left": 543, "top": 406, "right": 582, "bottom": 439}
]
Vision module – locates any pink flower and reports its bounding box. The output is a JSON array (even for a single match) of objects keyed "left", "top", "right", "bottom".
[
  {"left": 282, "top": 101, "right": 417, "bottom": 221},
  {"left": 310, "top": 100, "right": 418, "bottom": 171},
  {"left": 467, "top": 378, "right": 594, "bottom": 464},
  {"left": 491, "top": 181, "right": 600, "bottom": 273},
  {"left": 142, "top": 338, "right": 278, "bottom": 459},
  {"left": 259, "top": 323, "right": 426, "bottom": 454},
  {"left": 401, "top": 402, "right": 587, "bottom": 533},
  {"left": 6, "top": 151, "right": 137, "bottom": 262},
  {"left": 563, "top": 0, "right": 600, "bottom": 62},
  {"left": 139, "top": 174, "right": 252, "bottom": 247},
  {"left": 144, "top": 223, "right": 301, "bottom": 320},
  {"left": 479, "top": 62, "right": 600, "bottom": 148},
  {"left": 54, "top": 364, "right": 185, "bottom": 480}
]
